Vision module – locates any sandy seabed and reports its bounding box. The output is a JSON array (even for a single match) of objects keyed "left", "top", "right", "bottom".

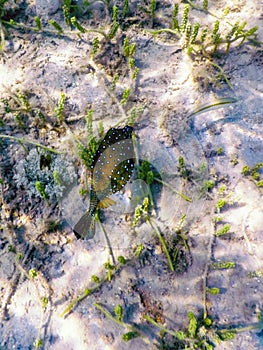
[{"left": 0, "top": 1, "right": 263, "bottom": 349}]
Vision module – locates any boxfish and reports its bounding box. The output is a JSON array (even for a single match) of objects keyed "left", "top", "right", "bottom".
[{"left": 74, "top": 125, "right": 135, "bottom": 239}]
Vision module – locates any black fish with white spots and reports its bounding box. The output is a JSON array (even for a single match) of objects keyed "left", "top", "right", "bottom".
[{"left": 74, "top": 126, "right": 135, "bottom": 239}]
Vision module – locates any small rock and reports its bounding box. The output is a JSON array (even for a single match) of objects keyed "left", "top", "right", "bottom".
[
  {"left": 35, "top": 0, "right": 60, "bottom": 16},
  {"left": 2, "top": 40, "right": 21, "bottom": 53}
]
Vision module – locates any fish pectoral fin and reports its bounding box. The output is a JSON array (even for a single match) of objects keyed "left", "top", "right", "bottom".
[{"left": 98, "top": 197, "right": 115, "bottom": 209}]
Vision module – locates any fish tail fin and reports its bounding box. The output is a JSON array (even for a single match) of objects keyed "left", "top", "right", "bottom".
[{"left": 73, "top": 203, "right": 97, "bottom": 239}]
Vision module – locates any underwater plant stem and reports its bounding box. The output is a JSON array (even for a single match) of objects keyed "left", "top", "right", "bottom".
[
  {"left": 186, "top": 97, "right": 238, "bottom": 119},
  {"left": 94, "top": 302, "right": 124, "bottom": 327},
  {"left": 97, "top": 217, "right": 116, "bottom": 265},
  {"left": 2, "top": 20, "right": 108, "bottom": 39},
  {"left": 94, "top": 303, "right": 153, "bottom": 345},
  {"left": 60, "top": 288, "right": 94, "bottom": 317},
  {"left": 60, "top": 261, "right": 126, "bottom": 317},
  {"left": 221, "top": 324, "right": 262, "bottom": 333},
  {"left": 154, "top": 177, "right": 192, "bottom": 202},
  {"left": 149, "top": 219, "right": 174, "bottom": 272},
  {"left": 88, "top": 59, "right": 127, "bottom": 120},
  {"left": 143, "top": 314, "right": 193, "bottom": 342},
  {"left": 202, "top": 211, "right": 217, "bottom": 319},
  {"left": 185, "top": 0, "right": 223, "bottom": 19},
  {"left": 149, "top": 28, "right": 181, "bottom": 39},
  {"left": 143, "top": 314, "right": 176, "bottom": 336},
  {"left": 0, "top": 134, "right": 61, "bottom": 154},
  {"left": 208, "top": 61, "right": 233, "bottom": 89}
]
